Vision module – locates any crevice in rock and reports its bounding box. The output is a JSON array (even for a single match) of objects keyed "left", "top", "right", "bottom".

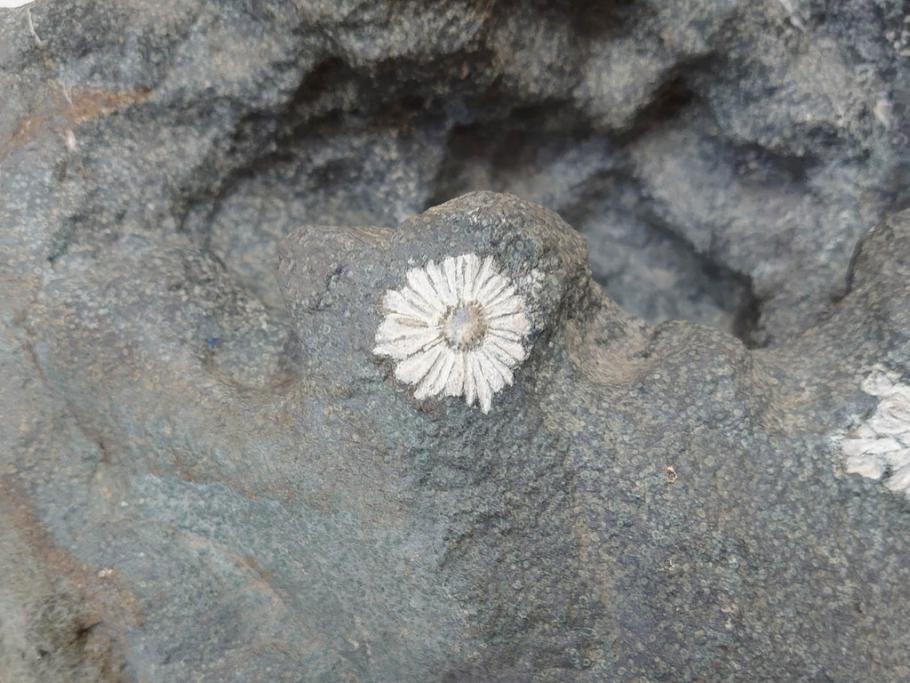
[
  {"left": 615, "top": 71, "right": 700, "bottom": 143},
  {"left": 167, "top": 11, "right": 874, "bottom": 351},
  {"left": 500, "top": 0, "right": 639, "bottom": 41},
  {"left": 565, "top": 0, "right": 640, "bottom": 39},
  {"left": 591, "top": 204, "right": 766, "bottom": 348},
  {"left": 423, "top": 100, "right": 597, "bottom": 209},
  {"left": 731, "top": 142, "right": 818, "bottom": 187},
  {"left": 424, "top": 104, "right": 766, "bottom": 345}
]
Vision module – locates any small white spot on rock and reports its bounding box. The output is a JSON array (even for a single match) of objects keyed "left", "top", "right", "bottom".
[
  {"left": 841, "top": 366, "right": 910, "bottom": 498},
  {"left": 873, "top": 98, "right": 893, "bottom": 128}
]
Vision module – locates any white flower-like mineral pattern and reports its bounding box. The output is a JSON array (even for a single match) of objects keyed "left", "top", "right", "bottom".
[
  {"left": 841, "top": 367, "right": 910, "bottom": 498},
  {"left": 373, "top": 253, "right": 531, "bottom": 413}
]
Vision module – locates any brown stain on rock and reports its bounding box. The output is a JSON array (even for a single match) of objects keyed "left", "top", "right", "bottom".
[
  {"left": 0, "top": 88, "right": 151, "bottom": 162},
  {"left": 0, "top": 475, "right": 142, "bottom": 681},
  {"left": 64, "top": 89, "right": 152, "bottom": 126}
]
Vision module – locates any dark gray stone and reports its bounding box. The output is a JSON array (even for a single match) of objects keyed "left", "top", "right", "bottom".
[{"left": 1, "top": 1, "right": 909, "bottom": 681}]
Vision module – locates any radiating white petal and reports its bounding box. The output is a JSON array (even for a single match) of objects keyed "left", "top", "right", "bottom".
[
  {"left": 394, "top": 343, "right": 443, "bottom": 386},
  {"left": 487, "top": 336, "right": 526, "bottom": 365},
  {"left": 479, "top": 348, "right": 512, "bottom": 390},
  {"left": 426, "top": 260, "right": 456, "bottom": 307},
  {"left": 414, "top": 348, "right": 452, "bottom": 399},
  {"left": 383, "top": 289, "right": 435, "bottom": 322},
  {"left": 473, "top": 256, "right": 496, "bottom": 297},
  {"left": 848, "top": 436, "right": 903, "bottom": 455},
  {"left": 488, "top": 328, "right": 523, "bottom": 342},
  {"left": 422, "top": 348, "right": 457, "bottom": 398},
  {"left": 463, "top": 354, "right": 477, "bottom": 407},
  {"left": 881, "top": 447, "right": 910, "bottom": 470},
  {"left": 474, "top": 273, "right": 509, "bottom": 305},
  {"left": 443, "top": 256, "right": 460, "bottom": 300},
  {"left": 870, "top": 396, "right": 910, "bottom": 435},
  {"left": 845, "top": 454, "right": 886, "bottom": 479},
  {"left": 885, "top": 463, "right": 910, "bottom": 494},
  {"left": 454, "top": 255, "right": 468, "bottom": 300},
  {"left": 862, "top": 372, "right": 896, "bottom": 397},
  {"left": 487, "top": 312, "right": 531, "bottom": 337},
  {"left": 374, "top": 327, "right": 441, "bottom": 360},
  {"left": 375, "top": 315, "right": 429, "bottom": 343},
  {"left": 407, "top": 267, "right": 445, "bottom": 314},
  {"left": 485, "top": 294, "right": 525, "bottom": 318},
  {"left": 853, "top": 423, "right": 878, "bottom": 440},
  {"left": 461, "top": 253, "right": 480, "bottom": 301},
  {"left": 445, "top": 352, "right": 466, "bottom": 397},
  {"left": 471, "top": 352, "right": 493, "bottom": 413},
  {"left": 402, "top": 285, "right": 441, "bottom": 319},
  {"left": 485, "top": 283, "right": 517, "bottom": 309}
]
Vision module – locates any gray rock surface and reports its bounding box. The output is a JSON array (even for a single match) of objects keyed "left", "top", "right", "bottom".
[{"left": 1, "top": 1, "right": 909, "bottom": 681}]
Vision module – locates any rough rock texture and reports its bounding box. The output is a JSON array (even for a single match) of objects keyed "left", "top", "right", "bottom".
[{"left": 1, "top": 1, "right": 909, "bottom": 681}]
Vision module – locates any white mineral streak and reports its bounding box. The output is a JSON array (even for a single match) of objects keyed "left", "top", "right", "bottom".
[
  {"left": 841, "top": 367, "right": 910, "bottom": 498},
  {"left": 374, "top": 253, "right": 531, "bottom": 413}
]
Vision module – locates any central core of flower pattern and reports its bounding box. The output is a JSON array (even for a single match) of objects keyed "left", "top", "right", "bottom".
[{"left": 442, "top": 303, "right": 487, "bottom": 350}]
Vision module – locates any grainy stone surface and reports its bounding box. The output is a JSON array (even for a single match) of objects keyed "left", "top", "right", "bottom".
[{"left": 1, "top": 1, "right": 909, "bottom": 681}]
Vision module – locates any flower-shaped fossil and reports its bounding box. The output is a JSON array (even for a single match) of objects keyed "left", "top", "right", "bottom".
[
  {"left": 373, "top": 253, "right": 531, "bottom": 413},
  {"left": 842, "top": 368, "right": 910, "bottom": 498}
]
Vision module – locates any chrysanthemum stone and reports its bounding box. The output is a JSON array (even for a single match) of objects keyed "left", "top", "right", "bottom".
[
  {"left": 841, "top": 368, "right": 910, "bottom": 498},
  {"left": 373, "top": 253, "right": 531, "bottom": 413}
]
